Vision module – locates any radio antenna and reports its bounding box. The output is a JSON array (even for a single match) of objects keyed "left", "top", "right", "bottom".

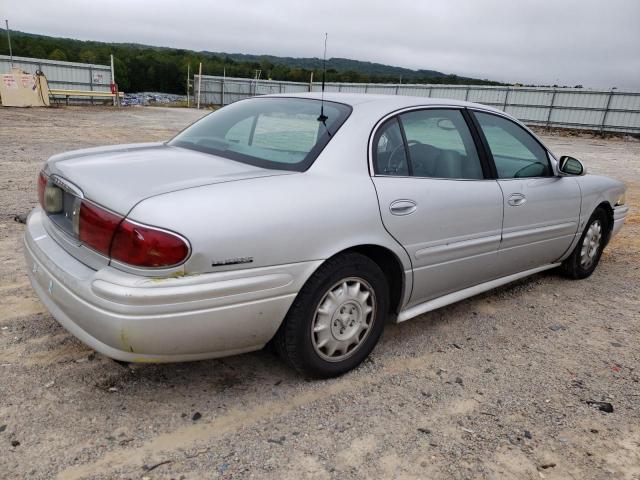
[{"left": 317, "top": 32, "right": 328, "bottom": 123}]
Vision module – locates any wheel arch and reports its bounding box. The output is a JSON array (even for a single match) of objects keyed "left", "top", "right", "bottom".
[
  {"left": 321, "top": 244, "right": 408, "bottom": 317},
  {"left": 594, "top": 201, "right": 614, "bottom": 244}
]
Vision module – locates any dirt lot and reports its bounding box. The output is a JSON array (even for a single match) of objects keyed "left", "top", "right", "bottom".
[{"left": 1, "top": 106, "right": 638, "bottom": 480}]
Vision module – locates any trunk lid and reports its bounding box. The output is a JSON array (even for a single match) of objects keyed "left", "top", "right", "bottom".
[{"left": 46, "top": 142, "right": 292, "bottom": 214}]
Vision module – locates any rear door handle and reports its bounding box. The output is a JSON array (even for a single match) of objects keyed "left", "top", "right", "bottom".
[
  {"left": 507, "top": 193, "right": 526, "bottom": 206},
  {"left": 390, "top": 199, "right": 417, "bottom": 216}
]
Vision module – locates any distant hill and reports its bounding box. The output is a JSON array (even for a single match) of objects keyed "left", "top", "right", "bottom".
[
  {"left": 204, "top": 52, "right": 448, "bottom": 80},
  {"left": 0, "top": 29, "right": 504, "bottom": 93}
]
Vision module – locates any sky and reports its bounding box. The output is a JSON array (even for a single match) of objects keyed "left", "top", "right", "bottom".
[{"left": 4, "top": 0, "right": 640, "bottom": 89}]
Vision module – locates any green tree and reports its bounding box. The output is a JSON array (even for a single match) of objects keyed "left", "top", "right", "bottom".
[
  {"left": 113, "top": 57, "right": 129, "bottom": 91},
  {"left": 2, "top": 29, "right": 504, "bottom": 94},
  {"left": 28, "top": 44, "right": 47, "bottom": 59},
  {"left": 79, "top": 50, "right": 98, "bottom": 64},
  {"left": 48, "top": 48, "right": 67, "bottom": 61}
]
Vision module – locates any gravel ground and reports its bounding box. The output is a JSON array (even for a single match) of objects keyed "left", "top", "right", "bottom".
[{"left": 0, "top": 106, "right": 638, "bottom": 480}]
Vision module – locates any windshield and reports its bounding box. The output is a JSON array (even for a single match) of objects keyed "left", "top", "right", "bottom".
[{"left": 169, "top": 97, "right": 352, "bottom": 171}]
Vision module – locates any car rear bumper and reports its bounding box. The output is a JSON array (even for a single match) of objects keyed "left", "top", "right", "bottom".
[{"left": 24, "top": 209, "right": 320, "bottom": 363}]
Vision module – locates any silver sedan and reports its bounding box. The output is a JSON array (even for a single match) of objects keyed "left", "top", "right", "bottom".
[{"left": 24, "top": 93, "right": 628, "bottom": 377}]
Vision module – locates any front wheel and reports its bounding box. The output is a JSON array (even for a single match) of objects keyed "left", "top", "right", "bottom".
[
  {"left": 560, "top": 208, "right": 608, "bottom": 279},
  {"left": 275, "top": 252, "right": 389, "bottom": 378}
]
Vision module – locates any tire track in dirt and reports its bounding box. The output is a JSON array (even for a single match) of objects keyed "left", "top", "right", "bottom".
[{"left": 56, "top": 351, "right": 451, "bottom": 479}]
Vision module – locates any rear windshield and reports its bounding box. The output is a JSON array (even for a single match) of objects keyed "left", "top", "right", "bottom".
[{"left": 169, "top": 97, "right": 352, "bottom": 171}]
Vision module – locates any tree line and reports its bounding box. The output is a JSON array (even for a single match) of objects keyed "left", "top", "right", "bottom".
[{"left": 1, "top": 30, "right": 505, "bottom": 93}]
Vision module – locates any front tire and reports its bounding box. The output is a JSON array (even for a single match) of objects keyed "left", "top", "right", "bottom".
[
  {"left": 275, "top": 252, "right": 389, "bottom": 378},
  {"left": 560, "top": 208, "right": 608, "bottom": 279}
]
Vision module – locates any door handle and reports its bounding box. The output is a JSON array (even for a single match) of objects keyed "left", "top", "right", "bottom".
[
  {"left": 507, "top": 193, "right": 526, "bottom": 206},
  {"left": 389, "top": 199, "right": 417, "bottom": 216}
]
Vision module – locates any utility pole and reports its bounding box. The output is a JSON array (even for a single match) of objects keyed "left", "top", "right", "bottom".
[
  {"left": 110, "top": 54, "right": 116, "bottom": 106},
  {"left": 186, "top": 64, "right": 190, "bottom": 108},
  {"left": 221, "top": 67, "right": 225, "bottom": 106},
  {"left": 5, "top": 20, "right": 13, "bottom": 67},
  {"left": 197, "top": 62, "right": 202, "bottom": 109}
]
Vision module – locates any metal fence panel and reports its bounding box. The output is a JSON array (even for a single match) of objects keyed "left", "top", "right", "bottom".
[
  {"left": 467, "top": 88, "right": 506, "bottom": 105},
  {"left": 609, "top": 93, "right": 640, "bottom": 111},
  {"left": 553, "top": 91, "right": 609, "bottom": 108},
  {"left": 505, "top": 105, "right": 549, "bottom": 123},
  {"left": 397, "top": 85, "right": 429, "bottom": 97},
  {"left": 282, "top": 83, "right": 309, "bottom": 94},
  {"left": 430, "top": 87, "right": 468, "bottom": 100},
  {"left": 550, "top": 107, "right": 604, "bottom": 127},
  {"left": 605, "top": 111, "right": 640, "bottom": 131},
  {"left": 0, "top": 55, "right": 112, "bottom": 95},
  {"left": 510, "top": 89, "right": 552, "bottom": 107},
  {"left": 364, "top": 85, "right": 398, "bottom": 95}
]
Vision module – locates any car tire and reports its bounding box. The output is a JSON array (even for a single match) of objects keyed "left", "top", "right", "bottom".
[
  {"left": 560, "top": 208, "right": 609, "bottom": 279},
  {"left": 275, "top": 252, "right": 389, "bottom": 378}
]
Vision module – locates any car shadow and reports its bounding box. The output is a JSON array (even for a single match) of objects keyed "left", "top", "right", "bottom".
[{"left": 88, "top": 270, "right": 563, "bottom": 399}]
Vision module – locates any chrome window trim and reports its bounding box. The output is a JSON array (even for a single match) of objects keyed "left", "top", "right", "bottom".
[{"left": 373, "top": 175, "right": 496, "bottom": 182}]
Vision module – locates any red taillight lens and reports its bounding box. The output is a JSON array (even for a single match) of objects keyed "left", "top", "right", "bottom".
[
  {"left": 79, "top": 201, "right": 123, "bottom": 256},
  {"left": 69, "top": 197, "right": 189, "bottom": 268},
  {"left": 111, "top": 220, "right": 189, "bottom": 268},
  {"left": 37, "top": 171, "right": 47, "bottom": 208}
]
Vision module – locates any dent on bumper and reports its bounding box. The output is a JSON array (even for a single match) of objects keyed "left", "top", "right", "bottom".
[{"left": 24, "top": 210, "right": 320, "bottom": 363}]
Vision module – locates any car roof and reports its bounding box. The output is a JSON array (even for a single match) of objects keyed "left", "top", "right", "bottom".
[{"left": 263, "top": 91, "right": 504, "bottom": 114}]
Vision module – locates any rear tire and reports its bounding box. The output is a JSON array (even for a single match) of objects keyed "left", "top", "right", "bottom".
[
  {"left": 560, "top": 208, "right": 608, "bottom": 279},
  {"left": 275, "top": 252, "right": 389, "bottom": 378}
]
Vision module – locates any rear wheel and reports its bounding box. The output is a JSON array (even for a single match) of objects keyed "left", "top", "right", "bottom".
[
  {"left": 275, "top": 252, "right": 389, "bottom": 378},
  {"left": 560, "top": 208, "right": 608, "bottom": 279}
]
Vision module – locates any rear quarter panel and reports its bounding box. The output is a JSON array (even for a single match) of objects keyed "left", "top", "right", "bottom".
[
  {"left": 125, "top": 107, "right": 413, "bottom": 304},
  {"left": 127, "top": 172, "right": 407, "bottom": 272}
]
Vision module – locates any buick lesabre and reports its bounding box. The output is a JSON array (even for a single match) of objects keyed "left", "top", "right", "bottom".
[{"left": 24, "top": 93, "right": 628, "bottom": 377}]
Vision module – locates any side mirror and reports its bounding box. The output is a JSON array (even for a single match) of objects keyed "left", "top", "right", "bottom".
[{"left": 558, "top": 156, "right": 585, "bottom": 176}]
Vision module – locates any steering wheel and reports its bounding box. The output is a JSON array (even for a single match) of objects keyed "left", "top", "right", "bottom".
[
  {"left": 514, "top": 162, "right": 546, "bottom": 178},
  {"left": 385, "top": 140, "right": 426, "bottom": 175}
]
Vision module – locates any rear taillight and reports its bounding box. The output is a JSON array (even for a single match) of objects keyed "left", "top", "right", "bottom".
[
  {"left": 111, "top": 220, "right": 190, "bottom": 268},
  {"left": 78, "top": 200, "right": 189, "bottom": 267},
  {"left": 38, "top": 172, "right": 189, "bottom": 268},
  {"left": 37, "top": 171, "right": 64, "bottom": 214},
  {"left": 79, "top": 201, "right": 123, "bottom": 256}
]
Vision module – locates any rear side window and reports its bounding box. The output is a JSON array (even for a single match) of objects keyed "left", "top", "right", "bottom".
[
  {"left": 399, "top": 109, "right": 484, "bottom": 179},
  {"left": 474, "top": 111, "right": 551, "bottom": 179}
]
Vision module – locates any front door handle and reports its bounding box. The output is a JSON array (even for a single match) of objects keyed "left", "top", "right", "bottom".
[
  {"left": 507, "top": 193, "right": 526, "bottom": 207},
  {"left": 390, "top": 199, "right": 417, "bottom": 216}
]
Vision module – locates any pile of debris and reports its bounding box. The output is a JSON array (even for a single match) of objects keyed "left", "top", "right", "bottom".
[{"left": 122, "top": 92, "right": 187, "bottom": 106}]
